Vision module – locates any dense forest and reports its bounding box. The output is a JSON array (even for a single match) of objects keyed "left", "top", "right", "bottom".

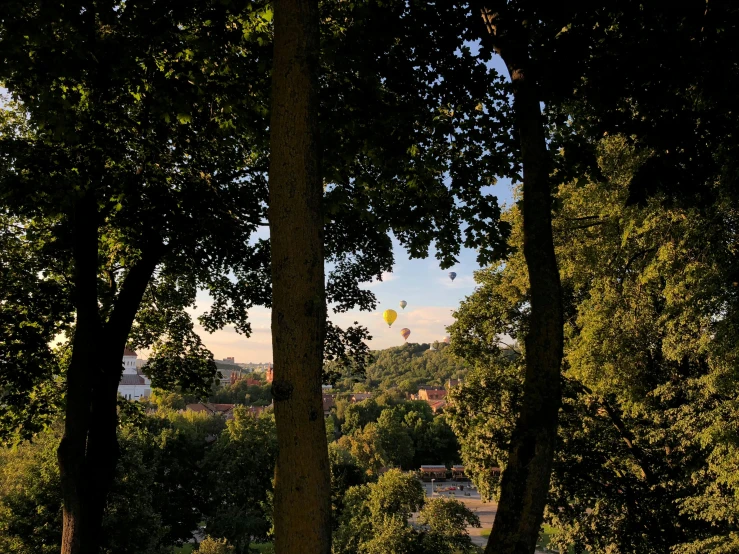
[{"left": 334, "top": 343, "right": 468, "bottom": 393}]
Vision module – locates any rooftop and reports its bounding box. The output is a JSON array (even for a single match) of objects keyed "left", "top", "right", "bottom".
[{"left": 119, "top": 374, "right": 145, "bottom": 386}]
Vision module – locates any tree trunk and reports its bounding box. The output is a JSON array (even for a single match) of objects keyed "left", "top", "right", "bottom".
[
  {"left": 85, "top": 251, "right": 161, "bottom": 550},
  {"left": 475, "top": 7, "right": 565, "bottom": 554},
  {"left": 58, "top": 194, "right": 161, "bottom": 553},
  {"left": 58, "top": 195, "right": 100, "bottom": 554},
  {"left": 268, "top": 0, "right": 330, "bottom": 553}
]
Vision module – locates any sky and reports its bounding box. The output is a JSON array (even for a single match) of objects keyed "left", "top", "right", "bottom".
[
  {"left": 191, "top": 52, "right": 514, "bottom": 364},
  {"left": 192, "top": 181, "right": 515, "bottom": 364}
]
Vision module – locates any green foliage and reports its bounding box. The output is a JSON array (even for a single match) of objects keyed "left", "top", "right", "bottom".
[
  {"left": 335, "top": 397, "right": 459, "bottom": 472},
  {"left": 417, "top": 497, "right": 481, "bottom": 554},
  {"left": 0, "top": 425, "right": 62, "bottom": 554},
  {"left": 332, "top": 469, "right": 479, "bottom": 554},
  {"left": 449, "top": 136, "right": 739, "bottom": 553},
  {"left": 446, "top": 360, "right": 522, "bottom": 501},
  {"left": 202, "top": 409, "right": 277, "bottom": 552},
  {"left": 333, "top": 469, "right": 424, "bottom": 554},
  {"left": 198, "top": 537, "right": 235, "bottom": 554},
  {"left": 0, "top": 407, "right": 276, "bottom": 554},
  {"left": 348, "top": 344, "right": 467, "bottom": 393},
  {"left": 328, "top": 443, "right": 366, "bottom": 526},
  {"left": 0, "top": 215, "right": 71, "bottom": 442},
  {"left": 209, "top": 381, "right": 272, "bottom": 406}
]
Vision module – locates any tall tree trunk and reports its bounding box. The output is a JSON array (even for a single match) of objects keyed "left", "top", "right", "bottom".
[
  {"left": 475, "top": 6, "right": 565, "bottom": 554},
  {"left": 85, "top": 251, "right": 161, "bottom": 550},
  {"left": 58, "top": 195, "right": 161, "bottom": 554},
  {"left": 58, "top": 195, "right": 100, "bottom": 554},
  {"left": 268, "top": 0, "right": 330, "bottom": 553}
]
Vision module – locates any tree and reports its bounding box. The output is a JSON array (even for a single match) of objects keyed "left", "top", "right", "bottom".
[
  {"left": 460, "top": 5, "right": 565, "bottom": 551},
  {"left": 337, "top": 423, "right": 389, "bottom": 477},
  {"left": 267, "top": 1, "right": 330, "bottom": 553},
  {"left": 417, "top": 497, "right": 481, "bottom": 554},
  {"left": 448, "top": 134, "right": 739, "bottom": 553},
  {"left": 328, "top": 443, "right": 366, "bottom": 527},
  {"left": 333, "top": 469, "right": 425, "bottom": 554},
  {"left": 375, "top": 409, "right": 415, "bottom": 469},
  {"left": 198, "top": 537, "right": 236, "bottom": 554},
  {"left": 0, "top": 2, "right": 273, "bottom": 551},
  {"left": 203, "top": 409, "right": 277, "bottom": 553},
  {"left": 332, "top": 469, "right": 478, "bottom": 554},
  {"left": 0, "top": 424, "right": 63, "bottom": 554}
]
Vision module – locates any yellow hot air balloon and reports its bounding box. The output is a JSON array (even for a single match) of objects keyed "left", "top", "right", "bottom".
[
  {"left": 383, "top": 309, "right": 398, "bottom": 327},
  {"left": 400, "top": 328, "right": 411, "bottom": 341}
]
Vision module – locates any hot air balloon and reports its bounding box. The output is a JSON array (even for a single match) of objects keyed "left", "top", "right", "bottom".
[
  {"left": 400, "top": 328, "right": 411, "bottom": 341},
  {"left": 399, "top": 300, "right": 407, "bottom": 310},
  {"left": 443, "top": 336, "right": 450, "bottom": 344},
  {"left": 383, "top": 309, "right": 398, "bottom": 327},
  {"left": 448, "top": 272, "right": 457, "bottom": 281}
]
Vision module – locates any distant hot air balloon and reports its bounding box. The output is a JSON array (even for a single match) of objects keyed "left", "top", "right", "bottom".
[
  {"left": 383, "top": 309, "right": 398, "bottom": 327},
  {"left": 400, "top": 328, "right": 411, "bottom": 341},
  {"left": 448, "top": 272, "right": 457, "bottom": 282},
  {"left": 443, "top": 336, "right": 450, "bottom": 344},
  {"left": 399, "top": 300, "right": 407, "bottom": 310}
]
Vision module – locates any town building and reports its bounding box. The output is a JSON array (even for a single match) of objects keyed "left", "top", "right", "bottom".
[
  {"left": 419, "top": 465, "right": 448, "bottom": 481},
  {"left": 417, "top": 386, "right": 447, "bottom": 401},
  {"left": 185, "top": 403, "right": 236, "bottom": 419},
  {"left": 118, "top": 348, "right": 151, "bottom": 401},
  {"left": 410, "top": 385, "right": 448, "bottom": 412},
  {"left": 452, "top": 465, "right": 468, "bottom": 480},
  {"left": 323, "top": 394, "right": 335, "bottom": 415},
  {"left": 215, "top": 358, "right": 244, "bottom": 386},
  {"left": 427, "top": 400, "right": 447, "bottom": 413}
]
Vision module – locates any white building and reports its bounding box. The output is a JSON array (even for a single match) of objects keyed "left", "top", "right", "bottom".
[{"left": 118, "top": 348, "right": 151, "bottom": 401}]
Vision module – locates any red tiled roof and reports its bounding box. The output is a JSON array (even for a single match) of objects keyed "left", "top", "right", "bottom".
[
  {"left": 123, "top": 347, "right": 137, "bottom": 357},
  {"left": 186, "top": 403, "right": 235, "bottom": 416},
  {"left": 427, "top": 399, "right": 447, "bottom": 413}
]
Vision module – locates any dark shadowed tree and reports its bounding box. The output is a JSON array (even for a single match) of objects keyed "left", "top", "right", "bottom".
[{"left": 267, "top": 0, "right": 330, "bottom": 552}]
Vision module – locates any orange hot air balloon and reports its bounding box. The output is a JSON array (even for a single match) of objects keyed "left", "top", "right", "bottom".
[
  {"left": 443, "top": 336, "right": 450, "bottom": 344},
  {"left": 400, "top": 328, "right": 411, "bottom": 341},
  {"left": 383, "top": 309, "right": 398, "bottom": 327}
]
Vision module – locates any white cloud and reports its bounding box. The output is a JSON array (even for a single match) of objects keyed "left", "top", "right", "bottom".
[{"left": 363, "top": 271, "right": 398, "bottom": 289}]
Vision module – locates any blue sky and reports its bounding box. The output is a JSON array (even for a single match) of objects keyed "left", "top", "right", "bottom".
[
  {"left": 193, "top": 53, "right": 514, "bottom": 364},
  {"left": 193, "top": 180, "right": 515, "bottom": 364}
]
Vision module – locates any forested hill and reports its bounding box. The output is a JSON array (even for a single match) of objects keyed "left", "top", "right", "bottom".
[{"left": 357, "top": 343, "right": 468, "bottom": 392}]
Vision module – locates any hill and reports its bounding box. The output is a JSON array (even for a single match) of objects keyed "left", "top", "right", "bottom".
[{"left": 337, "top": 343, "right": 468, "bottom": 393}]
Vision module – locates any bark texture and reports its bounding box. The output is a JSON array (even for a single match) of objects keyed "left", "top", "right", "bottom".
[
  {"left": 475, "top": 6, "right": 565, "bottom": 554},
  {"left": 268, "top": 0, "right": 331, "bottom": 553}
]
